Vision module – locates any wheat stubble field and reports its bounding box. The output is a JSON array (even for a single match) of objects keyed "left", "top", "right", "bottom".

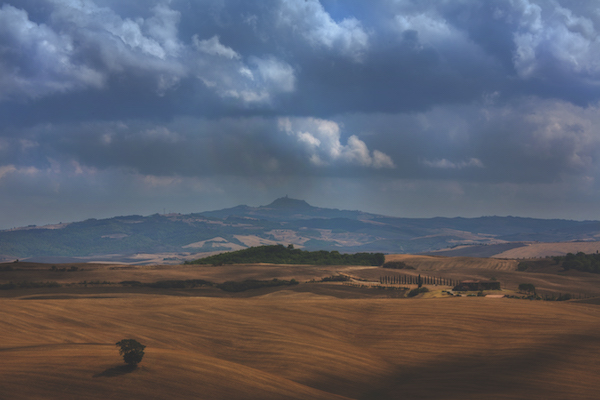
[
  {"left": 2, "top": 292, "right": 600, "bottom": 399},
  {"left": 2, "top": 256, "right": 600, "bottom": 399}
]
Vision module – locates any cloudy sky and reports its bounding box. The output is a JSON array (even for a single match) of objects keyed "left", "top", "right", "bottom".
[{"left": 1, "top": 0, "right": 600, "bottom": 229}]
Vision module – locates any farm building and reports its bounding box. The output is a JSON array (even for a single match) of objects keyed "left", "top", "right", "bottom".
[{"left": 453, "top": 280, "right": 501, "bottom": 291}]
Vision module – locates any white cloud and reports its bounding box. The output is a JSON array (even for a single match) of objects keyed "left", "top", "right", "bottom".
[
  {"left": 49, "top": 0, "right": 182, "bottom": 60},
  {"left": 47, "top": 1, "right": 296, "bottom": 103},
  {"left": 422, "top": 158, "right": 484, "bottom": 169},
  {"left": 0, "top": 165, "right": 17, "bottom": 180},
  {"left": 142, "top": 174, "right": 182, "bottom": 187},
  {"left": 71, "top": 160, "right": 97, "bottom": 175},
  {"left": 373, "top": 150, "right": 396, "bottom": 169},
  {"left": 343, "top": 135, "right": 372, "bottom": 166},
  {"left": 509, "top": 0, "right": 600, "bottom": 78},
  {"left": 395, "top": 13, "right": 455, "bottom": 45},
  {"left": 0, "top": 4, "right": 104, "bottom": 100},
  {"left": 140, "top": 127, "right": 181, "bottom": 143},
  {"left": 47, "top": 0, "right": 185, "bottom": 78},
  {"left": 193, "top": 35, "right": 240, "bottom": 59},
  {"left": 194, "top": 48, "right": 296, "bottom": 105},
  {"left": 278, "top": 0, "right": 369, "bottom": 60},
  {"left": 0, "top": 164, "right": 40, "bottom": 182},
  {"left": 297, "top": 131, "right": 321, "bottom": 147},
  {"left": 146, "top": 3, "right": 183, "bottom": 57},
  {"left": 522, "top": 100, "right": 598, "bottom": 170},
  {"left": 0, "top": 1, "right": 300, "bottom": 102},
  {"left": 0, "top": 1, "right": 190, "bottom": 99},
  {"left": 19, "top": 140, "right": 39, "bottom": 151},
  {"left": 279, "top": 117, "right": 395, "bottom": 168},
  {"left": 251, "top": 56, "right": 296, "bottom": 93}
]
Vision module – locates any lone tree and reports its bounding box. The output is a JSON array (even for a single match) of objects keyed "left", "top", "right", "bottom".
[
  {"left": 116, "top": 339, "right": 146, "bottom": 366},
  {"left": 518, "top": 283, "right": 536, "bottom": 295}
]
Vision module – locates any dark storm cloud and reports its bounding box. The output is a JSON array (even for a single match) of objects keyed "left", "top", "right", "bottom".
[
  {"left": 3, "top": 0, "right": 600, "bottom": 113},
  {"left": 8, "top": 99, "right": 597, "bottom": 186},
  {"left": 1, "top": 0, "right": 600, "bottom": 228},
  {"left": 7, "top": 116, "right": 396, "bottom": 179}
]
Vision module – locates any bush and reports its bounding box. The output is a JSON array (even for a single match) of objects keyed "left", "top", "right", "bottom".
[
  {"left": 119, "top": 280, "right": 143, "bottom": 286},
  {"left": 518, "top": 283, "right": 536, "bottom": 294},
  {"left": 320, "top": 275, "right": 351, "bottom": 282},
  {"left": 517, "top": 262, "right": 529, "bottom": 271},
  {"left": 116, "top": 339, "right": 146, "bottom": 366},
  {"left": 118, "top": 279, "right": 211, "bottom": 289},
  {"left": 0, "top": 281, "right": 61, "bottom": 290},
  {"left": 382, "top": 261, "right": 415, "bottom": 270}
]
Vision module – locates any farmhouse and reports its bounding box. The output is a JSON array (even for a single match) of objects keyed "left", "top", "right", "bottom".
[{"left": 453, "top": 280, "right": 501, "bottom": 291}]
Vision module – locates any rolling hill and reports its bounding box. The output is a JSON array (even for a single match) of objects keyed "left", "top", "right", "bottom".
[
  {"left": 1, "top": 196, "right": 599, "bottom": 262},
  {"left": 2, "top": 294, "right": 600, "bottom": 399}
]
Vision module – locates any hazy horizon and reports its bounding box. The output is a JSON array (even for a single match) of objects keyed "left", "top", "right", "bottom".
[
  {"left": 1, "top": 1, "right": 600, "bottom": 229},
  {"left": 4, "top": 195, "right": 600, "bottom": 232}
]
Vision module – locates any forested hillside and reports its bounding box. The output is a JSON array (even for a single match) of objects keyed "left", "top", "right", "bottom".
[{"left": 185, "top": 245, "right": 385, "bottom": 266}]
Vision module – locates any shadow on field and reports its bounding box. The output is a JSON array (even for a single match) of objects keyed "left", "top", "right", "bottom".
[
  {"left": 354, "top": 330, "right": 600, "bottom": 400},
  {"left": 94, "top": 364, "right": 137, "bottom": 378}
]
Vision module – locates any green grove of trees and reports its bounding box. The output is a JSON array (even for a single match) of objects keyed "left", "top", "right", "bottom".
[
  {"left": 555, "top": 252, "right": 600, "bottom": 273},
  {"left": 185, "top": 245, "right": 385, "bottom": 266}
]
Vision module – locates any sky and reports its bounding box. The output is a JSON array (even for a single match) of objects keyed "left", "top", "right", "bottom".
[{"left": 1, "top": 0, "right": 600, "bottom": 229}]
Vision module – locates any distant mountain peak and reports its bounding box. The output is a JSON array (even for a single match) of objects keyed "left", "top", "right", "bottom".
[{"left": 263, "top": 196, "right": 314, "bottom": 210}]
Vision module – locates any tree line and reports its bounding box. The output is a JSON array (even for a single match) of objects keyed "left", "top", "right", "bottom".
[
  {"left": 382, "top": 261, "right": 415, "bottom": 270},
  {"left": 119, "top": 278, "right": 299, "bottom": 293},
  {"left": 380, "top": 275, "right": 457, "bottom": 286},
  {"left": 215, "top": 279, "right": 298, "bottom": 292}
]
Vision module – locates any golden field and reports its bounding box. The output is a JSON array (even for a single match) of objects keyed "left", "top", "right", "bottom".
[
  {"left": 2, "top": 294, "right": 600, "bottom": 399},
  {"left": 384, "top": 253, "right": 519, "bottom": 271},
  {"left": 1, "top": 257, "right": 600, "bottom": 399},
  {"left": 493, "top": 241, "right": 600, "bottom": 259}
]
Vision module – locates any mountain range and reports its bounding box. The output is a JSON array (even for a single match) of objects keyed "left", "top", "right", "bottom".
[{"left": 1, "top": 196, "right": 599, "bottom": 264}]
